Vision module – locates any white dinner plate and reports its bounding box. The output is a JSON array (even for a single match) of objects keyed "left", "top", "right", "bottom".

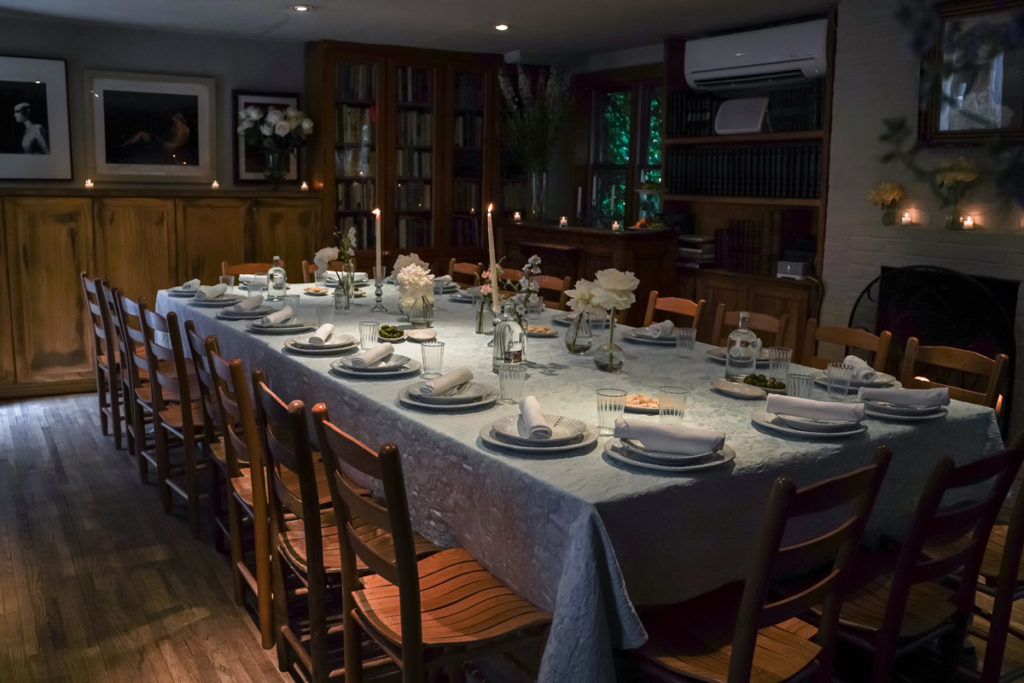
[
  {"left": 710, "top": 379, "right": 766, "bottom": 399},
  {"left": 168, "top": 287, "right": 198, "bottom": 297},
  {"left": 406, "top": 329, "right": 438, "bottom": 343},
  {"left": 188, "top": 295, "right": 245, "bottom": 307},
  {"left": 302, "top": 287, "right": 329, "bottom": 296},
  {"left": 603, "top": 443, "right": 736, "bottom": 473},
  {"left": 329, "top": 358, "right": 421, "bottom": 379},
  {"left": 772, "top": 413, "right": 862, "bottom": 433},
  {"left": 617, "top": 438, "right": 716, "bottom": 465},
  {"left": 216, "top": 305, "right": 276, "bottom": 320},
  {"left": 490, "top": 413, "right": 588, "bottom": 447},
  {"left": 246, "top": 320, "right": 314, "bottom": 334},
  {"left": 286, "top": 333, "right": 358, "bottom": 351},
  {"left": 551, "top": 313, "right": 609, "bottom": 328},
  {"left": 399, "top": 385, "right": 497, "bottom": 411},
  {"left": 622, "top": 330, "right": 676, "bottom": 346},
  {"left": 334, "top": 354, "right": 413, "bottom": 372},
  {"left": 752, "top": 411, "right": 868, "bottom": 439},
  {"left": 478, "top": 423, "right": 598, "bottom": 455},
  {"left": 404, "top": 381, "right": 487, "bottom": 405},
  {"left": 283, "top": 339, "right": 359, "bottom": 356},
  {"left": 861, "top": 398, "right": 945, "bottom": 416},
  {"left": 705, "top": 347, "right": 770, "bottom": 365},
  {"left": 449, "top": 292, "right": 476, "bottom": 303},
  {"left": 865, "top": 406, "right": 948, "bottom": 422},
  {"left": 812, "top": 372, "right": 898, "bottom": 390}
]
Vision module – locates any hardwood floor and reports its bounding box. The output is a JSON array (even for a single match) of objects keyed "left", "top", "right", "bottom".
[{"left": 0, "top": 393, "right": 288, "bottom": 682}]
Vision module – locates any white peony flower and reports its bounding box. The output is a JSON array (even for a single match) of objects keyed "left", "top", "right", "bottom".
[
  {"left": 591, "top": 287, "right": 634, "bottom": 312},
  {"left": 265, "top": 108, "right": 283, "bottom": 124},
  {"left": 242, "top": 106, "right": 263, "bottom": 122},
  {"left": 260, "top": 123, "right": 273, "bottom": 136},
  {"left": 237, "top": 119, "right": 254, "bottom": 133},
  {"left": 313, "top": 246, "right": 339, "bottom": 272},
  {"left": 393, "top": 252, "right": 429, "bottom": 273},
  {"left": 565, "top": 278, "right": 604, "bottom": 315},
  {"left": 593, "top": 268, "right": 639, "bottom": 294},
  {"left": 274, "top": 120, "right": 291, "bottom": 136}
]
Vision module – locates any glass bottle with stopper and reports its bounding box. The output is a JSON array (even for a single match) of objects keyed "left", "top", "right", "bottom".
[
  {"left": 266, "top": 256, "right": 287, "bottom": 300},
  {"left": 725, "top": 311, "right": 761, "bottom": 381},
  {"left": 492, "top": 301, "right": 526, "bottom": 372}
]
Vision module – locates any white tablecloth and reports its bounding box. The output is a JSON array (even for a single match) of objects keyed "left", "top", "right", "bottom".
[{"left": 158, "top": 284, "right": 1004, "bottom": 682}]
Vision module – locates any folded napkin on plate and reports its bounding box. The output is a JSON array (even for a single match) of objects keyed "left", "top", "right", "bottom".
[
  {"left": 519, "top": 395, "right": 552, "bottom": 439},
  {"left": 260, "top": 306, "right": 293, "bottom": 326},
  {"left": 230, "top": 295, "right": 264, "bottom": 311},
  {"left": 433, "top": 275, "right": 453, "bottom": 291},
  {"left": 844, "top": 355, "right": 877, "bottom": 381},
  {"left": 613, "top": 418, "right": 725, "bottom": 454},
  {"left": 195, "top": 284, "right": 228, "bottom": 300},
  {"left": 417, "top": 368, "right": 474, "bottom": 396},
  {"left": 239, "top": 274, "right": 268, "bottom": 286},
  {"left": 307, "top": 324, "right": 335, "bottom": 346},
  {"left": 765, "top": 394, "right": 865, "bottom": 422},
  {"left": 645, "top": 320, "right": 675, "bottom": 338},
  {"left": 859, "top": 386, "right": 949, "bottom": 408},
  {"left": 178, "top": 278, "right": 201, "bottom": 291},
  {"left": 349, "top": 343, "right": 394, "bottom": 368},
  {"left": 325, "top": 271, "right": 369, "bottom": 283}
]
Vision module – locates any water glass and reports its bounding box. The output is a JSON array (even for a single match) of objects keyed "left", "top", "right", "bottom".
[
  {"left": 786, "top": 373, "right": 814, "bottom": 398},
  {"left": 315, "top": 305, "right": 333, "bottom": 326},
  {"left": 826, "top": 362, "right": 854, "bottom": 401},
  {"left": 767, "top": 346, "right": 793, "bottom": 380},
  {"left": 359, "top": 321, "right": 380, "bottom": 350},
  {"left": 420, "top": 340, "right": 445, "bottom": 379},
  {"left": 497, "top": 363, "right": 527, "bottom": 404},
  {"left": 314, "top": 270, "right": 326, "bottom": 288},
  {"left": 218, "top": 274, "right": 235, "bottom": 295},
  {"left": 658, "top": 385, "right": 690, "bottom": 424},
  {"left": 674, "top": 327, "right": 697, "bottom": 358},
  {"left": 595, "top": 388, "right": 627, "bottom": 436},
  {"left": 281, "top": 294, "right": 300, "bottom": 311}
]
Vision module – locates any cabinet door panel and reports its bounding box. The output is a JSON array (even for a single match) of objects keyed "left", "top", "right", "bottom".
[
  {"left": 176, "top": 199, "right": 248, "bottom": 284},
  {"left": 94, "top": 198, "right": 177, "bottom": 303},
  {"left": 748, "top": 282, "right": 810, "bottom": 349},
  {"left": 249, "top": 198, "right": 318, "bottom": 276},
  {"left": 0, "top": 201, "right": 14, "bottom": 385},
  {"left": 4, "top": 197, "right": 95, "bottom": 384}
]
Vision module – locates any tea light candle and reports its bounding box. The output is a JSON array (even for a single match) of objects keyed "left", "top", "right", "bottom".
[
  {"left": 901, "top": 212, "right": 910, "bottom": 225},
  {"left": 963, "top": 215, "right": 975, "bottom": 230},
  {"left": 612, "top": 220, "right": 621, "bottom": 231},
  {"left": 513, "top": 211, "right": 522, "bottom": 223},
  {"left": 559, "top": 216, "right": 568, "bottom": 227},
  {"left": 300, "top": 181, "right": 309, "bottom": 191},
  {"left": 84, "top": 179, "right": 94, "bottom": 189},
  {"left": 211, "top": 180, "right": 220, "bottom": 190}
]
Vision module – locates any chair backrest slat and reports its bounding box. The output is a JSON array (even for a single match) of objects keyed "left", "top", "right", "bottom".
[
  {"left": 642, "top": 290, "right": 706, "bottom": 330},
  {"left": 222, "top": 260, "right": 274, "bottom": 277},
  {"left": 711, "top": 304, "right": 790, "bottom": 347},
  {"left": 801, "top": 318, "right": 893, "bottom": 371},
  {"left": 184, "top": 322, "right": 218, "bottom": 444},
  {"left": 900, "top": 336, "right": 1008, "bottom": 411}
]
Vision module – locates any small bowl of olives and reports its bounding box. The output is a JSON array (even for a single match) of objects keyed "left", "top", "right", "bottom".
[
  {"left": 742, "top": 374, "right": 787, "bottom": 393},
  {"left": 378, "top": 324, "right": 407, "bottom": 343}
]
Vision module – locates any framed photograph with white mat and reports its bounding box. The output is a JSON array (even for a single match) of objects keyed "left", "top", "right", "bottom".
[
  {"left": 85, "top": 70, "right": 215, "bottom": 182},
  {"left": 233, "top": 90, "right": 299, "bottom": 184},
  {"left": 0, "top": 55, "right": 71, "bottom": 179}
]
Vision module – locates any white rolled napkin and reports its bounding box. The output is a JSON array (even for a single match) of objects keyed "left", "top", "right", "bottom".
[
  {"left": 613, "top": 418, "right": 725, "bottom": 454},
  {"left": 179, "top": 278, "right": 201, "bottom": 291},
  {"left": 231, "top": 294, "right": 264, "bottom": 311},
  {"left": 259, "top": 305, "right": 294, "bottom": 326},
  {"left": 519, "top": 395, "right": 552, "bottom": 439},
  {"left": 859, "top": 386, "right": 950, "bottom": 408},
  {"left": 433, "top": 275, "right": 453, "bottom": 291},
  {"left": 353, "top": 271, "right": 369, "bottom": 282},
  {"left": 239, "top": 274, "right": 268, "bottom": 286},
  {"left": 417, "top": 367, "right": 474, "bottom": 396},
  {"left": 844, "top": 355, "right": 877, "bottom": 381},
  {"left": 645, "top": 320, "right": 675, "bottom": 338},
  {"left": 307, "top": 324, "right": 335, "bottom": 346},
  {"left": 765, "top": 394, "right": 865, "bottom": 422},
  {"left": 195, "top": 284, "right": 228, "bottom": 300},
  {"left": 349, "top": 342, "right": 394, "bottom": 368}
]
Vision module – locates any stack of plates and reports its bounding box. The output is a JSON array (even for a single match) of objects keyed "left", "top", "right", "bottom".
[
  {"left": 862, "top": 398, "right": 948, "bottom": 422},
  {"left": 478, "top": 414, "right": 598, "bottom": 455},
  {"left": 330, "top": 354, "right": 420, "bottom": 378},
  {"left": 398, "top": 381, "right": 497, "bottom": 411},
  {"left": 246, "top": 318, "right": 314, "bottom": 335},
  {"left": 189, "top": 294, "right": 244, "bottom": 308},
  {"left": 603, "top": 439, "right": 735, "bottom": 473},
  {"left": 623, "top": 329, "right": 675, "bottom": 346},
  {"left": 168, "top": 287, "right": 198, "bottom": 298},
  {"left": 751, "top": 411, "right": 867, "bottom": 438},
  {"left": 217, "top": 305, "right": 275, "bottom": 320},
  {"left": 812, "top": 372, "right": 898, "bottom": 391},
  {"left": 283, "top": 333, "right": 358, "bottom": 356}
]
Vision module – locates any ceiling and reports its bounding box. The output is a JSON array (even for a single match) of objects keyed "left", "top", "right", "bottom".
[{"left": 0, "top": 0, "right": 834, "bottom": 61}]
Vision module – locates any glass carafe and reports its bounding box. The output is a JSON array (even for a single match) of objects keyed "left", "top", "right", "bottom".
[
  {"left": 724, "top": 311, "right": 761, "bottom": 381},
  {"left": 492, "top": 302, "right": 526, "bottom": 372},
  {"left": 266, "top": 255, "right": 287, "bottom": 300}
]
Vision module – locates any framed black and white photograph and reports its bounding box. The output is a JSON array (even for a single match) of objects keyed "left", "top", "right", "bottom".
[
  {"left": 0, "top": 55, "right": 71, "bottom": 179},
  {"left": 233, "top": 90, "right": 299, "bottom": 184},
  {"left": 86, "top": 70, "right": 215, "bottom": 182}
]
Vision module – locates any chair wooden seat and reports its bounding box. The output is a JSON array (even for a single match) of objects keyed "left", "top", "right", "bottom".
[
  {"left": 837, "top": 565, "right": 959, "bottom": 638},
  {"left": 156, "top": 400, "right": 205, "bottom": 431},
  {"left": 355, "top": 547, "right": 551, "bottom": 647},
  {"left": 980, "top": 524, "right": 1024, "bottom": 593},
  {"left": 637, "top": 582, "right": 821, "bottom": 683}
]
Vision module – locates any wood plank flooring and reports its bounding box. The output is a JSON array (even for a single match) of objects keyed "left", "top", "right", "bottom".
[{"left": 0, "top": 393, "right": 288, "bottom": 682}]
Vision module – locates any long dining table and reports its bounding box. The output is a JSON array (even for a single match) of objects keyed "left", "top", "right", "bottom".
[{"left": 158, "top": 283, "right": 1004, "bottom": 682}]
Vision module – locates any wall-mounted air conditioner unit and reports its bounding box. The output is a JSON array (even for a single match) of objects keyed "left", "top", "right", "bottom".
[{"left": 684, "top": 19, "right": 827, "bottom": 91}]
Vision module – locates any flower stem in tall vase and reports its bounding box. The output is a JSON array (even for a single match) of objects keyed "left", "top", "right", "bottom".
[
  {"left": 593, "top": 309, "right": 623, "bottom": 372},
  {"left": 529, "top": 170, "right": 547, "bottom": 221},
  {"left": 564, "top": 311, "right": 592, "bottom": 353}
]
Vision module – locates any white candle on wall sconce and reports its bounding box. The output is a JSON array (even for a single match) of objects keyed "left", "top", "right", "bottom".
[
  {"left": 300, "top": 181, "right": 309, "bottom": 191},
  {"left": 84, "top": 179, "right": 94, "bottom": 189}
]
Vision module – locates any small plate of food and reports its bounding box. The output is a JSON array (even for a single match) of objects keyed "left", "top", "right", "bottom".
[
  {"left": 377, "top": 324, "right": 407, "bottom": 343},
  {"left": 527, "top": 324, "right": 558, "bottom": 338},
  {"left": 624, "top": 392, "right": 660, "bottom": 414},
  {"left": 303, "top": 286, "right": 329, "bottom": 296}
]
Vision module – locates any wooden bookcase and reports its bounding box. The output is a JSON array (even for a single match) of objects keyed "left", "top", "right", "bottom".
[{"left": 306, "top": 41, "right": 499, "bottom": 272}]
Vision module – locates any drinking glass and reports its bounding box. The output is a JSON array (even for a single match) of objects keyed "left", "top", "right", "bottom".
[
  {"left": 786, "top": 373, "right": 814, "bottom": 398},
  {"left": 674, "top": 327, "right": 697, "bottom": 358},
  {"left": 314, "top": 270, "right": 326, "bottom": 288},
  {"left": 658, "top": 385, "right": 689, "bottom": 424},
  {"left": 767, "top": 346, "right": 792, "bottom": 380},
  {"left": 826, "top": 362, "right": 854, "bottom": 401},
  {"left": 420, "top": 340, "right": 445, "bottom": 379},
  {"left": 359, "top": 321, "right": 380, "bottom": 350},
  {"left": 497, "top": 363, "right": 527, "bottom": 404},
  {"left": 315, "top": 304, "right": 333, "bottom": 326},
  {"left": 218, "top": 274, "right": 235, "bottom": 295},
  {"left": 595, "top": 388, "right": 627, "bottom": 436},
  {"left": 281, "top": 294, "right": 300, "bottom": 310}
]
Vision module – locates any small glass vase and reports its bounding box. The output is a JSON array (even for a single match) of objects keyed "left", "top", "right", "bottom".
[
  {"left": 475, "top": 298, "right": 492, "bottom": 335},
  {"left": 333, "top": 284, "right": 350, "bottom": 311},
  {"left": 593, "top": 311, "right": 623, "bottom": 372},
  {"left": 408, "top": 296, "right": 435, "bottom": 328},
  {"left": 945, "top": 206, "right": 963, "bottom": 230},
  {"left": 529, "top": 170, "right": 547, "bottom": 221},
  {"left": 564, "top": 311, "right": 592, "bottom": 354},
  {"left": 881, "top": 203, "right": 896, "bottom": 225},
  {"left": 264, "top": 151, "right": 289, "bottom": 188}
]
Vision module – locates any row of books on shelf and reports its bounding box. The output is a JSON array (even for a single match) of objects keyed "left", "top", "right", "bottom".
[
  {"left": 336, "top": 104, "right": 375, "bottom": 145},
  {"left": 666, "top": 82, "right": 824, "bottom": 138},
  {"left": 676, "top": 234, "right": 715, "bottom": 268},
  {"left": 336, "top": 63, "right": 376, "bottom": 102},
  {"left": 396, "top": 149, "right": 432, "bottom": 179},
  {"left": 664, "top": 142, "right": 821, "bottom": 199},
  {"left": 453, "top": 74, "right": 484, "bottom": 110},
  {"left": 336, "top": 180, "right": 375, "bottom": 211},
  {"left": 397, "top": 217, "right": 432, "bottom": 250},
  {"left": 339, "top": 215, "right": 379, "bottom": 251},
  {"left": 452, "top": 216, "right": 481, "bottom": 247},
  {"left": 666, "top": 91, "right": 716, "bottom": 138},
  {"left": 397, "top": 110, "right": 433, "bottom": 146},
  {"left": 396, "top": 181, "right": 432, "bottom": 211},
  {"left": 397, "top": 66, "right": 432, "bottom": 107},
  {"left": 768, "top": 81, "right": 823, "bottom": 133},
  {"left": 453, "top": 179, "right": 481, "bottom": 214},
  {"left": 335, "top": 148, "right": 374, "bottom": 178},
  {"left": 454, "top": 113, "right": 483, "bottom": 149}
]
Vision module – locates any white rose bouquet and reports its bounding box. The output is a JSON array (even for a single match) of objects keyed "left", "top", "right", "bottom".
[
  {"left": 589, "top": 268, "right": 639, "bottom": 371},
  {"left": 395, "top": 263, "right": 435, "bottom": 312},
  {"left": 237, "top": 105, "right": 314, "bottom": 184},
  {"left": 393, "top": 253, "right": 429, "bottom": 275}
]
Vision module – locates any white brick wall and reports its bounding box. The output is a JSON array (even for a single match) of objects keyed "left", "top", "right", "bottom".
[{"left": 826, "top": 0, "right": 1024, "bottom": 437}]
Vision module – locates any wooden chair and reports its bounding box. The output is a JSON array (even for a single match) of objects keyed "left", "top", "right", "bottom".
[
  {"left": 534, "top": 273, "right": 572, "bottom": 310},
  {"left": 501, "top": 266, "right": 524, "bottom": 283},
  {"left": 629, "top": 447, "right": 891, "bottom": 683},
  {"left": 831, "top": 442, "right": 1024, "bottom": 682},
  {"left": 301, "top": 258, "right": 349, "bottom": 283},
  {"left": 206, "top": 345, "right": 274, "bottom": 650},
  {"left": 642, "top": 290, "right": 706, "bottom": 329},
  {"left": 222, "top": 260, "right": 274, "bottom": 277},
  {"left": 81, "top": 273, "right": 123, "bottom": 449},
  {"left": 113, "top": 291, "right": 156, "bottom": 475},
  {"left": 899, "top": 337, "right": 1008, "bottom": 412},
  {"left": 800, "top": 319, "right": 892, "bottom": 371},
  {"left": 447, "top": 258, "right": 481, "bottom": 288},
  {"left": 710, "top": 304, "right": 790, "bottom": 347},
  {"left": 311, "top": 413, "right": 552, "bottom": 683}
]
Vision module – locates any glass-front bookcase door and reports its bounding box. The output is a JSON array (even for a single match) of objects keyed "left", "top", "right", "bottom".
[
  {"left": 393, "top": 63, "right": 436, "bottom": 251},
  {"left": 335, "top": 59, "right": 379, "bottom": 250},
  {"left": 451, "top": 69, "right": 485, "bottom": 248}
]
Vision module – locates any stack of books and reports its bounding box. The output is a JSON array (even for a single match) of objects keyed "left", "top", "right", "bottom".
[{"left": 677, "top": 234, "right": 715, "bottom": 269}]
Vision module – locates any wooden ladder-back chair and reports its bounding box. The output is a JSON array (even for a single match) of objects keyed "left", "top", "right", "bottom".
[
  {"left": 312, "top": 417, "right": 552, "bottom": 682},
  {"left": 710, "top": 304, "right": 790, "bottom": 347},
  {"left": 800, "top": 319, "right": 893, "bottom": 372},
  {"left": 832, "top": 442, "right": 1024, "bottom": 682},
  {"left": 900, "top": 336, "right": 1009, "bottom": 413},
  {"left": 301, "top": 259, "right": 352, "bottom": 283},
  {"left": 447, "top": 258, "right": 481, "bottom": 288},
  {"left": 140, "top": 308, "right": 207, "bottom": 539},
  {"left": 113, "top": 291, "right": 156, "bottom": 475},
  {"left": 534, "top": 274, "right": 572, "bottom": 310},
  {"left": 81, "top": 273, "right": 123, "bottom": 449},
  {"left": 222, "top": 260, "right": 275, "bottom": 277},
  {"left": 642, "top": 290, "right": 706, "bottom": 330},
  {"left": 630, "top": 447, "right": 891, "bottom": 683}
]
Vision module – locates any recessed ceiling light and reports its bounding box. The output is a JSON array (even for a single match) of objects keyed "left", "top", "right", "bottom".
[
  {"left": 292, "top": 4, "right": 313, "bottom": 11},
  {"left": 495, "top": 24, "right": 509, "bottom": 31}
]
